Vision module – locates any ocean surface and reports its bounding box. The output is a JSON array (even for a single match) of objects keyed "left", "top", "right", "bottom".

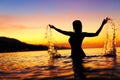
[{"left": 0, "top": 48, "right": 120, "bottom": 80}]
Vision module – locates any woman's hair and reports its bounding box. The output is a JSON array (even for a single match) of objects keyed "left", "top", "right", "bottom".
[{"left": 72, "top": 20, "right": 82, "bottom": 33}]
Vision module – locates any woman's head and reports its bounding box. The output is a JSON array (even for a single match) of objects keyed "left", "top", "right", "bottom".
[{"left": 72, "top": 20, "right": 82, "bottom": 33}]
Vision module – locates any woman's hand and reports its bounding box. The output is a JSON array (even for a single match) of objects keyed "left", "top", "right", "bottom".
[
  {"left": 102, "top": 17, "right": 109, "bottom": 25},
  {"left": 49, "top": 24, "right": 55, "bottom": 28}
]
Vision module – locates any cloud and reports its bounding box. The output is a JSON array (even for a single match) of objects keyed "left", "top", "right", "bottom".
[{"left": 0, "top": 15, "right": 36, "bottom": 30}]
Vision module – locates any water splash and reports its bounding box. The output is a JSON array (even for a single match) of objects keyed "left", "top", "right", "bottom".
[
  {"left": 103, "top": 18, "right": 120, "bottom": 57},
  {"left": 45, "top": 25, "right": 61, "bottom": 58}
]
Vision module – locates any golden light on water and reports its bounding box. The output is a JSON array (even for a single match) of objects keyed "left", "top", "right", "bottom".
[
  {"left": 1, "top": 48, "right": 120, "bottom": 79},
  {"left": 0, "top": 50, "right": 73, "bottom": 79}
]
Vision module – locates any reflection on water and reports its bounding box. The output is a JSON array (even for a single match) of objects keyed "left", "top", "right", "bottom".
[
  {"left": 0, "top": 48, "right": 120, "bottom": 80},
  {"left": 0, "top": 50, "right": 73, "bottom": 80},
  {"left": 83, "top": 57, "right": 118, "bottom": 79}
]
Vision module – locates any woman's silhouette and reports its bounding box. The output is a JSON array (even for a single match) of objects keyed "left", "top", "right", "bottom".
[
  {"left": 49, "top": 18, "right": 108, "bottom": 79},
  {"left": 49, "top": 18, "right": 108, "bottom": 61}
]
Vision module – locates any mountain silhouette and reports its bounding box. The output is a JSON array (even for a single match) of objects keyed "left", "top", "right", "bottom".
[{"left": 0, "top": 37, "right": 48, "bottom": 53}]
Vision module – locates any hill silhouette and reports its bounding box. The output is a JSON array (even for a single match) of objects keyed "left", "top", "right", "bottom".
[{"left": 0, "top": 37, "right": 48, "bottom": 53}]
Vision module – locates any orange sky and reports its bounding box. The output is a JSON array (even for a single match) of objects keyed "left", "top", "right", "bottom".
[
  {"left": 0, "top": 13, "right": 120, "bottom": 48},
  {"left": 0, "top": 0, "right": 120, "bottom": 48}
]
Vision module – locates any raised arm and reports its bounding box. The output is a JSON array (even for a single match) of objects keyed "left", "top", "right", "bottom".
[
  {"left": 84, "top": 18, "right": 108, "bottom": 37},
  {"left": 49, "top": 24, "right": 72, "bottom": 36}
]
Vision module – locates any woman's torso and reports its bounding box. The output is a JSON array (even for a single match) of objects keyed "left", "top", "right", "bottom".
[{"left": 69, "top": 33, "right": 86, "bottom": 59}]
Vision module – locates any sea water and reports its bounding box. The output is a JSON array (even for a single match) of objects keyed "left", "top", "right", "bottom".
[{"left": 0, "top": 48, "right": 120, "bottom": 80}]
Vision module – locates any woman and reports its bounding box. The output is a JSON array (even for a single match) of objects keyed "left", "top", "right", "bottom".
[{"left": 49, "top": 18, "right": 108, "bottom": 60}]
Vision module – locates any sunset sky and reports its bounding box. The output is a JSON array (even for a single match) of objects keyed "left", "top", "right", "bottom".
[{"left": 0, "top": 0, "right": 120, "bottom": 48}]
